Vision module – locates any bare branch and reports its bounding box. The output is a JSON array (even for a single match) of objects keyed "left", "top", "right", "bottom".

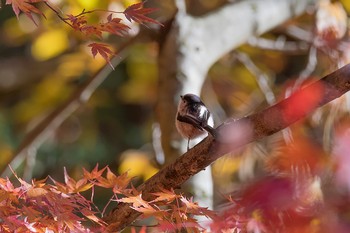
[
  {"left": 234, "top": 51, "right": 294, "bottom": 143},
  {"left": 44, "top": 2, "right": 73, "bottom": 28},
  {"left": 104, "top": 64, "right": 350, "bottom": 232},
  {"left": 234, "top": 51, "right": 276, "bottom": 105},
  {"left": 247, "top": 36, "right": 309, "bottom": 53},
  {"left": 293, "top": 46, "right": 318, "bottom": 90},
  {"left": 285, "top": 25, "right": 314, "bottom": 42},
  {"left": 1, "top": 36, "right": 141, "bottom": 178},
  {"left": 176, "top": 0, "right": 319, "bottom": 85}
]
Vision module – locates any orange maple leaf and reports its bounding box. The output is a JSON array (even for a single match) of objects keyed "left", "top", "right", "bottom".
[
  {"left": 50, "top": 167, "right": 93, "bottom": 193},
  {"left": 179, "top": 196, "right": 216, "bottom": 218},
  {"left": 180, "top": 196, "right": 200, "bottom": 210},
  {"left": 131, "top": 204, "right": 160, "bottom": 216},
  {"left": 150, "top": 188, "right": 179, "bottom": 204},
  {"left": 119, "top": 194, "right": 168, "bottom": 219},
  {"left": 82, "top": 164, "right": 106, "bottom": 181},
  {"left": 64, "top": 167, "right": 93, "bottom": 193},
  {"left": 80, "top": 208, "right": 106, "bottom": 226},
  {"left": 118, "top": 194, "right": 152, "bottom": 209},
  {"left": 95, "top": 168, "right": 131, "bottom": 194}
]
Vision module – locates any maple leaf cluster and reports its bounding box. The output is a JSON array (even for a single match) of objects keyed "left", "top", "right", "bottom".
[
  {"left": 1, "top": 141, "right": 349, "bottom": 232},
  {"left": 6, "top": 0, "right": 46, "bottom": 25},
  {"left": 0, "top": 165, "right": 218, "bottom": 232},
  {"left": 4, "top": 1, "right": 161, "bottom": 67},
  {"left": 118, "top": 188, "right": 217, "bottom": 232},
  {"left": 0, "top": 165, "right": 135, "bottom": 232}
]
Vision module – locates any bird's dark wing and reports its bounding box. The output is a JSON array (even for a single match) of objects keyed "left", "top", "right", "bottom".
[
  {"left": 177, "top": 114, "right": 217, "bottom": 138},
  {"left": 177, "top": 114, "right": 204, "bottom": 131}
]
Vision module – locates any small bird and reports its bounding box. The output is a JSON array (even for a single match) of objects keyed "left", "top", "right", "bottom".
[{"left": 175, "top": 94, "right": 215, "bottom": 151}]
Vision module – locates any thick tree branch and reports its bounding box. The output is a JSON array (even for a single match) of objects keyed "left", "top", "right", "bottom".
[
  {"left": 104, "top": 64, "right": 350, "bottom": 231},
  {"left": 177, "top": 0, "right": 319, "bottom": 94}
]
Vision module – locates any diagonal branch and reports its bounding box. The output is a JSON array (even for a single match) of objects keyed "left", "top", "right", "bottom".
[
  {"left": 104, "top": 63, "right": 350, "bottom": 231},
  {"left": 1, "top": 36, "right": 141, "bottom": 178}
]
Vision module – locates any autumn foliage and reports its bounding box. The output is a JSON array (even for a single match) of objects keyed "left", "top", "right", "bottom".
[
  {"left": 2, "top": 125, "right": 350, "bottom": 232},
  {"left": 2, "top": 0, "right": 350, "bottom": 232},
  {"left": 0, "top": 165, "right": 216, "bottom": 232},
  {"left": 5, "top": 0, "right": 159, "bottom": 67}
]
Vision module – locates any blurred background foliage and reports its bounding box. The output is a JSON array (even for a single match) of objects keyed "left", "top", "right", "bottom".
[
  {"left": 0, "top": 0, "right": 350, "bottom": 217},
  {"left": 0, "top": 0, "right": 161, "bottom": 181}
]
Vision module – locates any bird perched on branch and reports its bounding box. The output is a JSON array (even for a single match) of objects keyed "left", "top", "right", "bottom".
[{"left": 176, "top": 94, "right": 215, "bottom": 151}]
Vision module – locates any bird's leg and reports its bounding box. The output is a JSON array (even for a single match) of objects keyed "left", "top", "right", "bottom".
[{"left": 187, "top": 138, "right": 190, "bottom": 151}]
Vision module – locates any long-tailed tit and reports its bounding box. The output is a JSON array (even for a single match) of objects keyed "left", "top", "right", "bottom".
[{"left": 175, "top": 94, "right": 215, "bottom": 151}]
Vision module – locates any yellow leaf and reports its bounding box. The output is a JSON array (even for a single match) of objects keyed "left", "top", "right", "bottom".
[
  {"left": 118, "top": 150, "right": 159, "bottom": 180},
  {"left": 340, "top": 0, "right": 350, "bottom": 13},
  {"left": 76, "top": 0, "right": 99, "bottom": 9},
  {"left": 122, "top": 0, "right": 140, "bottom": 8},
  {"left": 31, "top": 29, "right": 69, "bottom": 61}
]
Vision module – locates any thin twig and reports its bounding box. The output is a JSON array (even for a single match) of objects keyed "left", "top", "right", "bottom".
[
  {"left": 234, "top": 51, "right": 293, "bottom": 143},
  {"left": 70, "top": 9, "right": 124, "bottom": 19},
  {"left": 285, "top": 25, "right": 314, "bottom": 42},
  {"left": 22, "top": 147, "right": 37, "bottom": 181},
  {"left": 44, "top": 2, "right": 73, "bottom": 28},
  {"left": 293, "top": 45, "right": 318, "bottom": 92},
  {"left": 44, "top": 3, "right": 125, "bottom": 29}
]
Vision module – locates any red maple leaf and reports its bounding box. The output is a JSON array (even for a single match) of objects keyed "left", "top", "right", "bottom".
[
  {"left": 66, "top": 14, "right": 87, "bottom": 31},
  {"left": 123, "top": 2, "right": 162, "bottom": 26},
  {"left": 81, "top": 25, "right": 102, "bottom": 38},
  {"left": 99, "top": 14, "right": 130, "bottom": 36},
  {"left": 88, "top": 42, "right": 114, "bottom": 69},
  {"left": 6, "top": 0, "right": 45, "bottom": 25}
]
